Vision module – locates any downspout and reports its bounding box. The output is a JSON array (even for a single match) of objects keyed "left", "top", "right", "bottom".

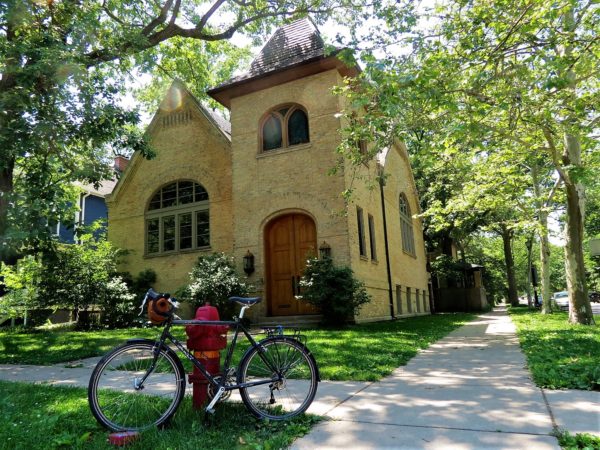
[{"left": 378, "top": 167, "right": 395, "bottom": 319}]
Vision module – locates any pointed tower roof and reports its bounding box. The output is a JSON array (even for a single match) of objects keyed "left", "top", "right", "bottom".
[
  {"left": 240, "top": 18, "right": 325, "bottom": 82},
  {"left": 207, "top": 18, "right": 358, "bottom": 107}
]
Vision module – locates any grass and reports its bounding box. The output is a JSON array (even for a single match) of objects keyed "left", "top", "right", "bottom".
[
  {"left": 0, "top": 380, "right": 320, "bottom": 450},
  {"left": 0, "top": 327, "right": 187, "bottom": 365},
  {"left": 509, "top": 307, "right": 600, "bottom": 390},
  {"left": 1, "top": 313, "right": 474, "bottom": 381},
  {"left": 553, "top": 429, "right": 600, "bottom": 450},
  {"left": 303, "top": 313, "right": 474, "bottom": 381}
]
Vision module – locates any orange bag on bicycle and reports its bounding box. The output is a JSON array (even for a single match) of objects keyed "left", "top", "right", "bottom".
[{"left": 148, "top": 297, "right": 173, "bottom": 325}]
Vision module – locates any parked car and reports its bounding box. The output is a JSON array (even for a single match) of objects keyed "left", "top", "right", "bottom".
[{"left": 552, "top": 291, "right": 569, "bottom": 310}]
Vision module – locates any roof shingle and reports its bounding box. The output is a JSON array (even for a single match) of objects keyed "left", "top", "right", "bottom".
[{"left": 217, "top": 18, "right": 326, "bottom": 88}]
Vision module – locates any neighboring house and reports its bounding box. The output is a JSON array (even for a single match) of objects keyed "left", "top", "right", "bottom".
[
  {"left": 428, "top": 239, "right": 488, "bottom": 312},
  {"left": 107, "top": 18, "right": 430, "bottom": 323},
  {"left": 55, "top": 157, "right": 128, "bottom": 242},
  {"left": 55, "top": 180, "right": 115, "bottom": 243}
]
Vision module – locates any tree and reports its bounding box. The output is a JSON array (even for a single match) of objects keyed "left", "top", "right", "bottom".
[
  {"left": 1, "top": 0, "right": 365, "bottom": 257},
  {"left": 336, "top": 0, "right": 598, "bottom": 324},
  {"left": 1, "top": 226, "right": 137, "bottom": 329}
]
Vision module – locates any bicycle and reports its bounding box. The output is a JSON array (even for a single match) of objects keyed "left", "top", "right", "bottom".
[{"left": 88, "top": 289, "right": 320, "bottom": 432}]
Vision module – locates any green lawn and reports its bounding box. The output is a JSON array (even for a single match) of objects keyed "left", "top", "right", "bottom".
[
  {"left": 0, "top": 381, "right": 318, "bottom": 450},
  {"left": 0, "top": 326, "right": 187, "bottom": 365},
  {"left": 509, "top": 307, "right": 600, "bottom": 390},
  {"left": 1, "top": 313, "right": 474, "bottom": 381},
  {"left": 304, "top": 313, "right": 474, "bottom": 381}
]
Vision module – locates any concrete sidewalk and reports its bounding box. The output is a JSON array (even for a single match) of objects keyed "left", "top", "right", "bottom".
[
  {"left": 292, "top": 306, "right": 599, "bottom": 449},
  {"left": 1, "top": 306, "right": 598, "bottom": 449}
]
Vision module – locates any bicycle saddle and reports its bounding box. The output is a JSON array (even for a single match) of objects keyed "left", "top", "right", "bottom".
[{"left": 229, "top": 297, "right": 262, "bottom": 306}]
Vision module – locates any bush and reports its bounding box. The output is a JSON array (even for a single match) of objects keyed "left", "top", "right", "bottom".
[
  {"left": 1, "top": 227, "right": 137, "bottom": 329},
  {"left": 299, "top": 258, "right": 371, "bottom": 326},
  {"left": 119, "top": 268, "right": 157, "bottom": 301},
  {"left": 178, "top": 253, "right": 249, "bottom": 320},
  {"left": 0, "top": 256, "right": 43, "bottom": 326},
  {"left": 97, "top": 276, "right": 138, "bottom": 328}
]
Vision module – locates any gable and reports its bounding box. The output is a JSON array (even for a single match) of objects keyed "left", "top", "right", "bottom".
[
  {"left": 108, "top": 81, "right": 231, "bottom": 205},
  {"left": 381, "top": 142, "right": 422, "bottom": 215}
]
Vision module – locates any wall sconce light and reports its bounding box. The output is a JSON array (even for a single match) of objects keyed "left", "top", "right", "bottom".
[
  {"left": 319, "top": 241, "right": 331, "bottom": 259},
  {"left": 243, "top": 250, "right": 255, "bottom": 276}
]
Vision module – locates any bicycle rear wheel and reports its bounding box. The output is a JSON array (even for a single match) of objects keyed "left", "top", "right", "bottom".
[
  {"left": 237, "top": 336, "right": 318, "bottom": 420},
  {"left": 88, "top": 340, "right": 185, "bottom": 431}
]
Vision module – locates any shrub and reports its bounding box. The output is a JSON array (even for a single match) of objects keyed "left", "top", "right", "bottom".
[
  {"left": 299, "top": 258, "right": 371, "bottom": 326},
  {"left": 119, "top": 269, "right": 157, "bottom": 301},
  {"left": 1, "top": 227, "right": 137, "bottom": 329},
  {"left": 179, "top": 253, "right": 249, "bottom": 320},
  {"left": 0, "top": 256, "right": 43, "bottom": 326},
  {"left": 97, "top": 276, "right": 138, "bottom": 329}
]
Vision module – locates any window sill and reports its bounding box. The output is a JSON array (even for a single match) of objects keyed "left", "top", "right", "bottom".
[
  {"left": 371, "top": 259, "right": 379, "bottom": 265},
  {"left": 359, "top": 255, "right": 369, "bottom": 261},
  {"left": 144, "top": 246, "right": 211, "bottom": 259},
  {"left": 257, "top": 142, "right": 312, "bottom": 158},
  {"left": 402, "top": 250, "right": 417, "bottom": 259}
]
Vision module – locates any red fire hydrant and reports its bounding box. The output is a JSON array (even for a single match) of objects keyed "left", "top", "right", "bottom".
[{"left": 185, "top": 303, "right": 228, "bottom": 409}]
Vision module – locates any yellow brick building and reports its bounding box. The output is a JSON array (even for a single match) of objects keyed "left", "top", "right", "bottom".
[{"left": 107, "top": 18, "right": 430, "bottom": 323}]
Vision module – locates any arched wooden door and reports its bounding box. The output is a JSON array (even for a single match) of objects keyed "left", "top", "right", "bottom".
[{"left": 266, "top": 214, "right": 318, "bottom": 316}]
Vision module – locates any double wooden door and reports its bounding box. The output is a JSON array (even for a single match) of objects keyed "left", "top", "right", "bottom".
[{"left": 266, "top": 214, "right": 317, "bottom": 316}]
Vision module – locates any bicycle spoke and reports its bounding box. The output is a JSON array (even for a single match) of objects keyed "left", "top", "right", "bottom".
[
  {"left": 238, "top": 338, "right": 317, "bottom": 420},
  {"left": 89, "top": 342, "right": 184, "bottom": 431}
]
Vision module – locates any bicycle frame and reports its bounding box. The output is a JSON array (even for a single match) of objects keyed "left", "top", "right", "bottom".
[{"left": 142, "top": 315, "right": 283, "bottom": 411}]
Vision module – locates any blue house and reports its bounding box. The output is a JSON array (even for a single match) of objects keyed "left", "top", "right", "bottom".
[{"left": 55, "top": 157, "right": 127, "bottom": 242}]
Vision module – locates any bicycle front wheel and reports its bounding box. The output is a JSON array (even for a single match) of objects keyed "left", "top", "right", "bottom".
[
  {"left": 238, "top": 337, "right": 318, "bottom": 420},
  {"left": 88, "top": 340, "right": 185, "bottom": 431}
]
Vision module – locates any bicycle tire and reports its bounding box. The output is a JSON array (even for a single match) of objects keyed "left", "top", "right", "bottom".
[
  {"left": 88, "top": 339, "right": 185, "bottom": 431},
  {"left": 237, "top": 336, "right": 318, "bottom": 420}
]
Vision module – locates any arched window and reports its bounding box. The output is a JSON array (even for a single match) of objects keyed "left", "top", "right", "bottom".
[
  {"left": 261, "top": 104, "right": 309, "bottom": 151},
  {"left": 262, "top": 114, "right": 282, "bottom": 151},
  {"left": 146, "top": 180, "right": 209, "bottom": 255},
  {"left": 399, "top": 194, "right": 415, "bottom": 256}
]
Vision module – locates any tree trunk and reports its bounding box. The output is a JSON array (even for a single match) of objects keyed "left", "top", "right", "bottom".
[
  {"left": 525, "top": 237, "right": 533, "bottom": 308},
  {"left": 563, "top": 177, "right": 593, "bottom": 324},
  {"left": 531, "top": 163, "right": 555, "bottom": 314},
  {"left": 0, "top": 161, "right": 14, "bottom": 241},
  {"left": 538, "top": 210, "right": 554, "bottom": 314},
  {"left": 559, "top": 7, "right": 593, "bottom": 325},
  {"left": 500, "top": 225, "right": 519, "bottom": 306}
]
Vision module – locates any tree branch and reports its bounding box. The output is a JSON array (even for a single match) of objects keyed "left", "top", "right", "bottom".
[
  {"left": 545, "top": 176, "right": 562, "bottom": 207},
  {"left": 141, "top": 0, "right": 175, "bottom": 36},
  {"left": 542, "top": 127, "right": 567, "bottom": 181},
  {"left": 196, "top": 0, "right": 226, "bottom": 32}
]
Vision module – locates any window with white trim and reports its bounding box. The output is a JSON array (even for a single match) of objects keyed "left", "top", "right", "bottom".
[{"left": 146, "top": 181, "right": 209, "bottom": 255}]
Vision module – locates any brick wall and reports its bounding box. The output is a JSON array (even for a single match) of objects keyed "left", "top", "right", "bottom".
[{"left": 107, "top": 88, "right": 233, "bottom": 302}]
